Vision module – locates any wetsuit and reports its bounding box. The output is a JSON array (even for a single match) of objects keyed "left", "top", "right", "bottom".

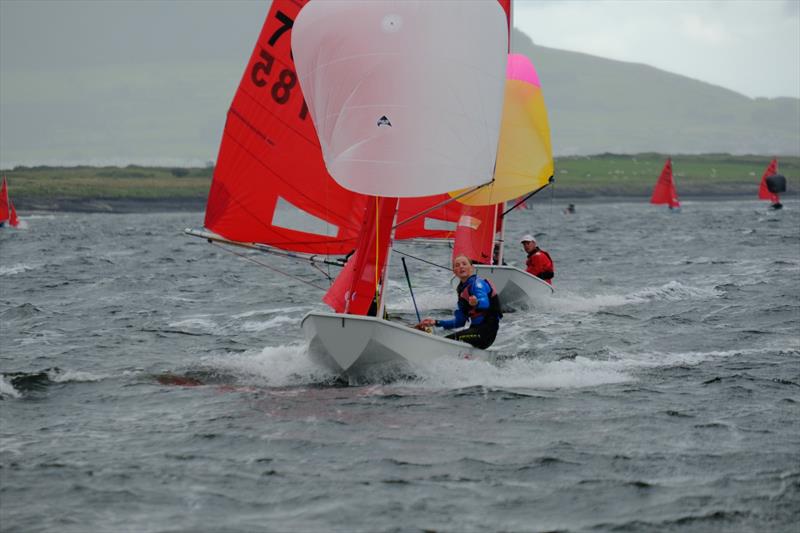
[
  {"left": 435, "top": 274, "right": 502, "bottom": 349},
  {"left": 525, "top": 248, "right": 554, "bottom": 285}
]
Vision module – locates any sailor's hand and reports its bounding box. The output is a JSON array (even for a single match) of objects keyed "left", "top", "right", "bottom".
[
  {"left": 468, "top": 295, "right": 478, "bottom": 306},
  {"left": 414, "top": 318, "right": 436, "bottom": 329}
]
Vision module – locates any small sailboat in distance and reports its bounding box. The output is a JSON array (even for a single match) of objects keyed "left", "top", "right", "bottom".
[
  {"left": 650, "top": 158, "right": 681, "bottom": 211},
  {"left": 758, "top": 158, "right": 786, "bottom": 210},
  {"left": 0, "top": 176, "right": 20, "bottom": 228}
]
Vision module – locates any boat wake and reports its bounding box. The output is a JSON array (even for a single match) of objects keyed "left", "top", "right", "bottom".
[{"left": 541, "top": 280, "right": 722, "bottom": 314}]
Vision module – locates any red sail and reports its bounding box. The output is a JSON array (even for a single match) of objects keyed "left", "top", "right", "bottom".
[
  {"left": 9, "top": 203, "right": 19, "bottom": 227},
  {"left": 650, "top": 158, "right": 680, "bottom": 208},
  {"left": 758, "top": 158, "right": 779, "bottom": 203},
  {"left": 323, "top": 197, "right": 398, "bottom": 315},
  {"left": 0, "top": 177, "right": 9, "bottom": 225},
  {"left": 452, "top": 204, "right": 498, "bottom": 265},
  {"left": 203, "top": 0, "right": 368, "bottom": 255},
  {"left": 394, "top": 193, "right": 461, "bottom": 240}
]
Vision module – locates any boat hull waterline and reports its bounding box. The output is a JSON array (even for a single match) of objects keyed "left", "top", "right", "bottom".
[
  {"left": 473, "top": 265, "right": 554, "bottom": 311},
  {"left": 301, "top": 312, "right": 495, "bottom": 378}
]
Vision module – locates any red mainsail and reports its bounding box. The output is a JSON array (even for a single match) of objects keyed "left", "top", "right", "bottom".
[
  {"left": 758, "top": 158, "right": 779, "bottom": 204},
  {"left": 650, "top": 158, "right": 680, "bottom": 208},
  {"left": 203, "top": 0, "right": 368, "bottom": 255},
  {"left": 0, "top": 177, "right": 19, "bottom": 227}
]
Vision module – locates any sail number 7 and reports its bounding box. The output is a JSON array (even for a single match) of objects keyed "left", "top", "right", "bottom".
[{"left": 250, "top": 9, "right": 308, "bottom": 121}]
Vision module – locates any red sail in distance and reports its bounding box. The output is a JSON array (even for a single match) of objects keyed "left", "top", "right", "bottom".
[
  {"left": 758, "top": 158, "right": 779, "bottom": 203},
  {"left": 0, "top": 177, "right": 19, "bottom": 227},
  {"left": 323, "top": 197, "right": 398, "bottom": 315},
  {"left": 0, "top": 177, "right": 10, "bottom": 224},
  {"left": 650, "top": 158, "right": 680, "bottom": 208},
  {"left": 203, "top": 0, "right": 368, "bottom": 256}
]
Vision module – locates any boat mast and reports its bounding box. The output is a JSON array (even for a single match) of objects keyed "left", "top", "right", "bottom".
[
  {"left": 376, "top": 201, "right": 400, "bottom": 319},
  {"left": 494, "top": 0, "right": 513, "bottom": 266}
]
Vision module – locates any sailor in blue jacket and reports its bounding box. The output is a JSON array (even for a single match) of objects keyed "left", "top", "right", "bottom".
[{"left": 416, "top": 255, "right": 502, "bottom": 349}]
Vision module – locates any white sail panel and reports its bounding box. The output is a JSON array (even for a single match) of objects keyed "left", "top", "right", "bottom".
[{"left": 292, "top": 0, "right": 507, "bottom": 198}]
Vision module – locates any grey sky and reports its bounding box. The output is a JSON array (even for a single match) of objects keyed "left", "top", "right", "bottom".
[
  {"left": 515, "top": 0, "right": 800, "bottom": 100},
  {"left": 1, "top": 0, "right": 798, "bottom": 168}
]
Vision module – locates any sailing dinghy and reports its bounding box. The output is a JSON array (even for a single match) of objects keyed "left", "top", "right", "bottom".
[
  {"left": 0, "top": 177, "right": 19, "bottom": 228},
  {"left": 456, "top": 52, "right": 556, "bottom": 311},
  {"left": 389, "top": 50, "right": 557, "bottom": 312},
  {"left": 758, "top": 158, "right": 786, "bottom": 210},
  {"left": 292, "top": 0, "right": 509, "bottom": 377},
  {"left": 188, "top": 0, "right": 513, "bottom": 379},
  {"left": 650, "top": 158, "right": 681, "bottom": 211}
]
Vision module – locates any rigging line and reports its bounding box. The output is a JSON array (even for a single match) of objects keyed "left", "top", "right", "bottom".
[
  {"left": 375, "top": 196, "right": 379, "bottom": 298},
  {"left": 547, "top": 178, "right": 556, "bottom": 244},
  {"left": 500, "top": 176, "right": 554, "bottom": 218},
  {"left": 211, "top": 241, "right": 328, "bottom": 291},
  {"left": 392, "top": 181, "right": 492, "bottom": 230},
  {"left": 310, "top": 260, "right": 335, "bottom": 283},
  {"left": 391, "top": 248, "right": 450, "bottom": 272}
]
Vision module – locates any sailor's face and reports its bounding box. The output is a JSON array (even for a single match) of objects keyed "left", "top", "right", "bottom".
[
  {"left": 522, "top": 240, "right": 536, "bottom": 253},
  {"left": 452, "top": 256, "right": 473, "bottom": 280}
]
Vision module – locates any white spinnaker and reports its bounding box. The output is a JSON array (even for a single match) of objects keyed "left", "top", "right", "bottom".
[{"left": 292, "top": 0, "right": 507, "bottom": 198}]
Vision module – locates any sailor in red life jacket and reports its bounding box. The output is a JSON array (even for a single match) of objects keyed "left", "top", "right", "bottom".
[
  {"left": 521, "top": 234, "right": 554, "bottom": 285},
  {"left": 415, "top": 255, "right": 503, "bottom": 349}
]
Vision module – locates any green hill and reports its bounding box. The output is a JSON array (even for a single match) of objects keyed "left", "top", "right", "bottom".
[{"left": 513, "top": 29, "right": 800, "bottom": 157}]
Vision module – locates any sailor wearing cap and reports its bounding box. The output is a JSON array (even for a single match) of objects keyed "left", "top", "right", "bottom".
[{"left": 521, "top": 234, "right": 554, "bottom": 285}]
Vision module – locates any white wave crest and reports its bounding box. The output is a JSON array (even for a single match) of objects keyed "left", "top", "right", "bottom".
[
  {"left": 48, "top": 369, "right": 108, "bottom": 383},
  {"left": 626, "top": 280, "right": 722, "bottom": 302},
  {"left": 0, "top": 376, "right": 21, "bottom": 398},
  {"left": 405, "top": 355, "right": 632, "bottom": 390},
  {"left": 0, "top": 263, "right": 40, "bottom": 276},
  {"left": 202, "top": 344, "right": 337, "bottom": 387},
  {"left": 232, "top": 306, "right": 309, "bottom": 319},
  {"left": 168, "top": 317, "right": 220, "bottom": 334},
  {"left": 543, "top": 280, "right": 722, "bottom": 314},
  {"left": 239, "top": 315, "right": 298, "bottom": 332}
]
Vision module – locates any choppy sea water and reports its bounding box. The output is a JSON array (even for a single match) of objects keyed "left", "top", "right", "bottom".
[{"left": 1, "top": 199, "right": 798, "bottom": 532}]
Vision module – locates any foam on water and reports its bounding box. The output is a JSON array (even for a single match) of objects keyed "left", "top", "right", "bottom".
[
  {"left": 238, "top": 315, "right": 298, "bottom": 332},
  {"left": 232, "top": 306, "right": 310, "bottom": 319},
  {"left": 202, "top": 344, "right": 337, "bottom": 387},
  {"left": 0, "top": 376, "right": 21, "bottom": 398},
  {"left": 528, "top": 281, "right": 722, "bottom": 316},
  {"left": 0, "top": 263, "right": 41, "bottom": 276},
  {"left": 404, "top": 356, "right": 632, "bottom": 390},
  {"left": 167, "top": 316, "right": 221, "bottom": 334},
  {"left": 47, "top": 369, "right": 108, "bottom": 383}
]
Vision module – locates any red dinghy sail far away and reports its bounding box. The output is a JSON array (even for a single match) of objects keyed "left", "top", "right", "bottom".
[
  {"left": 0, "top": 176, "right": 20, "bottom": 228},
  {"left": 650, "top": 158, "right": 681, "bottom": 210},
  {"left": 758, "top": 158, "right": 787, "bottom": 210}
]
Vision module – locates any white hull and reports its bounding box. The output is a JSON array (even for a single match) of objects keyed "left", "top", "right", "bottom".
[
  {"left": 473, "top": 265, "right": 554, "bottom": 311},
  {"left": 301, "top": 312, "right": 494, "bottom": 379}
]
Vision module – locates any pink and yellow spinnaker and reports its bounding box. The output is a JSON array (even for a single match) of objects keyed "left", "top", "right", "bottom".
[{"left": 453, "top": 53, "right": 554, "bottom": 206}]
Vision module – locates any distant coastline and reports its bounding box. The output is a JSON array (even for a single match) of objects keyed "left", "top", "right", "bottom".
[{"left": 5, "top": 153, "right": 796, "bottom": 213}]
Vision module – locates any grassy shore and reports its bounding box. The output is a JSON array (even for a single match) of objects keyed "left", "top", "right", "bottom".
[{"left": 3, "top": 154, "right": 796, "bottom": 212}]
